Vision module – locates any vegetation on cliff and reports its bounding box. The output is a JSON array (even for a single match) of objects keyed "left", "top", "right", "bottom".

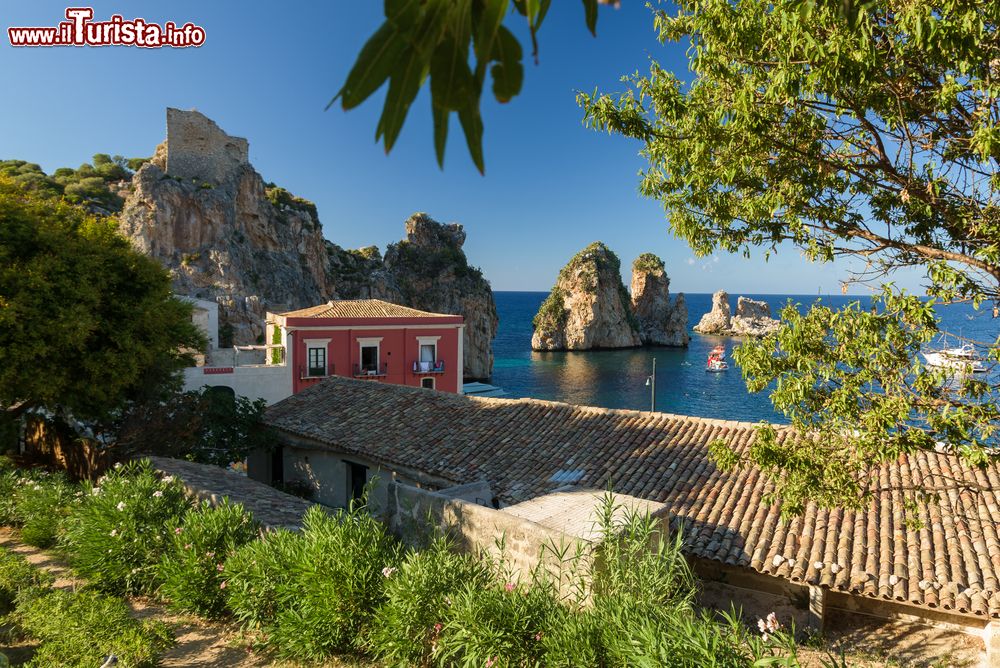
[
  {"left": 0, "top": 155, "right": 145, "bottom": 213},
  {"left": 632, "top": 252, "right": 665, "bottom": 275}
]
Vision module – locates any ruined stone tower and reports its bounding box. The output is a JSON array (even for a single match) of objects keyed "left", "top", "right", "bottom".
[{"left": 158, "top": 108, "right": 249, "bottom": 185}]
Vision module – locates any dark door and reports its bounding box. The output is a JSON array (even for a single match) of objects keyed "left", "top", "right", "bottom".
[
  {"left": 271, "top": 446, "right": 284, "bottom": 484},
  {"left": 347, "top": 461, "right": 368, "bottom": 503}
]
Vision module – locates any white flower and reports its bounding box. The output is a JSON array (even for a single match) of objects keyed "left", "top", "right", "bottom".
[
  {"left": 382, "top": 566, "right": 397, "bottom": 578},
  {"left": 114, "top": 462, "right": 123, "bottom": 469},
  {"left": 162, "top": 475, "right": 175, "bottom": 484},
  {"left": 152, "top": 490, "right": 163, "bottom": 498},
  {"left": 110, "top": 529, "right": 118, "bottom": 537},
  {"left": 116, "top": 501, "right": 126, "bottom": 511},
  {"left": 32, "top": 485, "right": 42, "bottom": 491}
]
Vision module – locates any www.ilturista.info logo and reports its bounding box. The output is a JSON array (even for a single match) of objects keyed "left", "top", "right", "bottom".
[{"left": 8, "top": 7, "right": 205, "bottom": 48}]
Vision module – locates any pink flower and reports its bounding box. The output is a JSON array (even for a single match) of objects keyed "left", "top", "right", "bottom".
[
  {"left": 433, "top": 623, "right": 442, "bottom": 634},
  {"left": 174, "top": 527, "right": 183, "bottom": 535},
  {"left": 220, "top": 581, "right": 227, "bottom": 590},
  {"left": 485, "top": 657, "right": 497, "bottom": 668},
  {"left": 504, "top": 582, "right": 515, "bottom": 592},
  {"left": 206, "top": 551, "right": 215, "bottom": 559},
  {"left": 184, "top": 543, "right": 192, "bottom": 550},
  {"left": 217, "top": 563, "right": 225, "bottom": 572},
  {"left": 534, "top": 631, "right": 543, "bottom": 641},
  {"left": 152, "top": 490, "right": 163, "bottom": 498}
]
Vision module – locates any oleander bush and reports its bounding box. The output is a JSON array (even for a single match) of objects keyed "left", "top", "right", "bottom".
[
  {"left": 253, "top": 504, "right": 401, "bottom": 661},
  {"left": 14, "top": 472, "right": 79, "bottom": 548},
  {"left": 62, "top": 460, "right": 189, "bottom": 595},
  {"left": 222, "top": 527, "right": 301, "bottom": 630},
  {"left": 157, "top": 499, "right": 258, "bottom": 618},
  {"left": 0, "top": 547, "right": 52, "bottom": 612},
  {"left": 14, "top": 588, "right": 172, "bottom": 668},
  {"left": 366, "top": 537, "right": 492, "bottom": 666}
]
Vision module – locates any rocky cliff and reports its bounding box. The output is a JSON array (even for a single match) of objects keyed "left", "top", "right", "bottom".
[
  {"left": 630, "top": 253, "right": 689, "bottom": 347},
  {"left": 532, "top": 242, "right": 641, "bottom": 351},
  {"left": 693, "top": 290, "right": 781, "bottom": 336},
  {"left": 118, "top": 111, "right": 331, "bottom": 345},
  {"left": 118, "top": 110, "right": 498, "bottom": 378},
  {"left": 329, "top": 214, "right": 499, "bottom": 380}
]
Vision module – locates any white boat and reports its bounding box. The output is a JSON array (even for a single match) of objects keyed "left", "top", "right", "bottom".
[
  {"left": 922, "top": 344, "right": 987, "bottom": 374},
  {"left": 706, "top": 345, "right": 729, "bottom": 373}
]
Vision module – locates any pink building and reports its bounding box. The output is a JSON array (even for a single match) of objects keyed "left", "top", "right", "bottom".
[{"left": 272, "top": 299, "right": 464, "bottom": 395}]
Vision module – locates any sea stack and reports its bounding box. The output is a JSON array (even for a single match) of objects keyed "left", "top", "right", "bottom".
[
  {"left": 694, "top": 290, "right": 781, "bottom": 336},
  {"left": 630, "top": 253, "right": 689, "bottom": 347},
  {"left": 531, "top": 242, "right": 641, "bottom": 351}
]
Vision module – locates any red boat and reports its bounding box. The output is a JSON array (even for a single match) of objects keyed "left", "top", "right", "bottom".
[{"left": 706, "top": 345, "right": 729, "bottom": 372}]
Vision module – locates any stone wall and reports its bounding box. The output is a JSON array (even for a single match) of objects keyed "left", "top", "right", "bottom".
[{"left": 162, "top": 108, "right": 249, "bottom": 185}]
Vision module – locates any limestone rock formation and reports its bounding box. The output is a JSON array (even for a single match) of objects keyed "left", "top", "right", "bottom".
[
  {"left": 731, "top": 296, "right": 782, "bottom": 336},
  {"left": 532, "top": 242, "right": 641, "bottom": 351},
  {"left": 119, "top": 109, "right": 330, "bottom": 344},
  {"left": 693, "top": 290, "right": 733, "bottom": 335},
  {"left": 629, "top": 253, "right": 689, "bottom": 347},
  {"left": 328, "top": 213, "right": 499, "bottom": 380},
  {"left": 120, "top": 110, "right": 498, "bottom": 378},
  {"left": 693, "top": 290, "right": 781, "bottom": 336}
]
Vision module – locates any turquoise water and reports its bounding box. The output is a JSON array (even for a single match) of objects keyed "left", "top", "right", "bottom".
[{"left": 490, "top": 292, "right": 998, "bottom": 423}]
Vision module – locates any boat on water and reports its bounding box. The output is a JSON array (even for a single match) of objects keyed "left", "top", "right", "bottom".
[
  {"left": 706, "top": 345, "right": 729, "bottom": 373},
  {"left": 922, "top": 343, "right": 987, "bottom": 374}
]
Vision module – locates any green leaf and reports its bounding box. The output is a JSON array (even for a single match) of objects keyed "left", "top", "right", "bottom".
[
  {"left": 432, "top": 101, "right": 449, "bottom": 168},
  {"left": 375, "top": 57, "right": 427, "bottom": 153},
  {"left": 431, "top": 34, "right": 475, "bottom": 111},
  {"left": 328, "top": 22, "right": 405, "bottom": 111},
  {"left": 490, "top": 26, "right": 524, "bottom": 103},
  {"left": 458, "top": 104, "right": 485, "bottom": 174},
  {"left": 582, "top": 0, "right": 598, "bottom": 36},
  {"left": 473, "top": 0, "right": 510, "bottom": 65}
]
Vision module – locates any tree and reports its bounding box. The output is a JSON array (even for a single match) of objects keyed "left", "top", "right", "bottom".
[
  {"left": 332, "top": 0, "right": 618, "bottom": 173},
  {"left": 112, "top": 387, "right": 274, "bottom": 467},
  {"left": 575, "top": 0, "right": 998, "bottom": 512},
  {"left": 338, "top": 1, "right": 998, "bottom": 512},
  {"left": 0, "top": 175, "right": 204, "bottom": 425}
]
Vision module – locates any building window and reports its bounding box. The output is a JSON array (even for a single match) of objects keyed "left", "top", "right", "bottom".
[
  {"left": 361, "top": 344, "right": 379, "bottom": 372},
  {"left": 307, "top": 347, "right": 326, "bottom": 377},
  {"left": 421, "top": 377, "right": 435, "bottom": 390}
]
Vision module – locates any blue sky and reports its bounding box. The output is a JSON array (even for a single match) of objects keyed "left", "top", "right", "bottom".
[{"left": 0, "top": 1, "right": 916, "bottom": 294}]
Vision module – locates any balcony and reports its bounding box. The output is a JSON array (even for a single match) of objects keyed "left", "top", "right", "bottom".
[
  {"left": 353, "top": 363, "right": 388, "bottom": 378},
  {"left": 299, "top": 363, "right": 334, "bottom": 381},
  {"left": 412, "top": 360, "right": 446, "bottom": 374}
]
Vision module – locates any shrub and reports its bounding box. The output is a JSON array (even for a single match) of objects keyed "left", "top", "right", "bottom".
[
  {"left": 14, "top": 472, "right": 79, "bottom": 548},
  {"left": 157, "top": 499, "right": 258, "bottom": 618},
  {"left": 15, "top": 588, "right": 172, "bottom": 668},
  {"left": 62, "top": 460, "right": 189, "bottom": 595},
  {"left": 366, "top": 537, "right": 491, "bottom": 666},
  {"left": 0, "top": 548, "right": 52, "bottom": 612},
  {"left": 264, "top": 505, "right": 400, "bottom": 661},
  {"left": 223, "top": 528, "right": 301, "bottom": 629},
  {"left": 434, "top": 577, "right": 558, "bottom": 668}
]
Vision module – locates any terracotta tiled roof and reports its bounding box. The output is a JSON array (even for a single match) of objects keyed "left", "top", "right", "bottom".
[
  {"left": 276, "top": 299, "right": 457, "bottom": 320},
  {"left": 265, "top": 376, "right": 1000, "bottom": 619}
]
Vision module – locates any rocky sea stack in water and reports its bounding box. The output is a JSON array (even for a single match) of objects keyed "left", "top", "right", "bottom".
[
  {"left": 328, "top": 213, "right": 498, "bottom": 380},
  {"left": 119, "top": 109, "right": 497, "bottom": 379},
  {"left": 630, "top": 253, "right": 689, "bottom": 347},
  {"left": 693, "top": 290, "right": 781, "bottom": 336},
  {"left": 531, "top": 242, "right": 641, "bottom": 351}
]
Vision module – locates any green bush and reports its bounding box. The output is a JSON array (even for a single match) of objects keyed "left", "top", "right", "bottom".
[
  {"left": 62, "top": 460, "right": 189, "bottom": 595},
  {"left": 0, "top": 548, "right": 52, "bottom": 612},
  {"left": 255, "top": 505, "right": 400, "bottom": 661},
  {"left": 15, "top": 588, "right": 172, "bottom": 668},
  {"left": 157, "top": 499, "right": 258, "bottom": 618},
  {"left": 366, "top": 537, "right": 491, "bottom": 666},
  {"left": 434, "top": 577, "right": 558, "bottom": 668},
  {"left": 222, "top": 528, "right": 301, "bottom": 629},
  {"left": 14, "top": 472, "right": 79, "bottom": 548}
]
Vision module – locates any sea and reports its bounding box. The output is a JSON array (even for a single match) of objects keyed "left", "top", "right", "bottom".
[{"left": 490, "top": 292, "right": 998, "bottom": 423}]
